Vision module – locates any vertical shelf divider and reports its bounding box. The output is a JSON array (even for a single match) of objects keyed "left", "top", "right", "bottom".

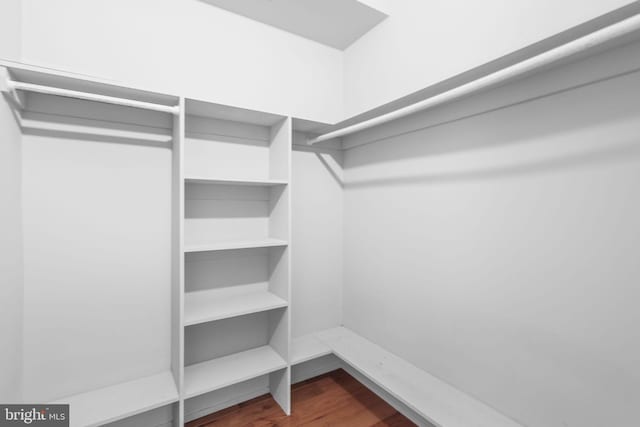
[
  {"left": 171, "top": 97, "right": 186, "bottom": 427},
  {"left": 268, "top": 117, "right": 293, "bottom": 414}
]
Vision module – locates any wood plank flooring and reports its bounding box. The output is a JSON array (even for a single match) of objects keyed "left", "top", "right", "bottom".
[{"left": 186, "top": 369, "right": 416, "bottom": 426}]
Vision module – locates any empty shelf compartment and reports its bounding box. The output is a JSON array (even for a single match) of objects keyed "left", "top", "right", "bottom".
[
  {"left": 184, "top": 287, "right": 287, "bottom": 326},
  {"left": 184, "top": 346, "right": 287, "bottom": 399}
]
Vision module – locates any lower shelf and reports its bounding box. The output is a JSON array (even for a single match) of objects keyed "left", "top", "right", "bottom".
[
  {"left": 184, "top": 346, "right": 287, "bottom": 399},
  {"left": 316, "top": 327, "right": 522, "bottom": 427},
  {"left": 52, "top": 371, "right": 178, "bottom": 427}
]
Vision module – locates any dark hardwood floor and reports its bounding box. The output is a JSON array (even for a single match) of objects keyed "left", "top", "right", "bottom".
[{"left": 186, "top": 369, "right": 416, "bottom": 427}]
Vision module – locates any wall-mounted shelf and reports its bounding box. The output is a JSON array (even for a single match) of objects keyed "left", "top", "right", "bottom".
[
  {"left": 184, "top": 238, "right": 288, "bottom": 253},
  {"left": 52, "top": 371, "right": 178, "bottom": 427},
  {"left": 184, "top": 287, "right": 288, "bottom": 327},
  {"left": 184, "top": 176, "right": 287, "bottom": 186},
  {"left": 184, "top": 346, "right": 287, "bottom": 399},
  {"left": 315, "top": 327, "right": 522, "bottom": 427}
]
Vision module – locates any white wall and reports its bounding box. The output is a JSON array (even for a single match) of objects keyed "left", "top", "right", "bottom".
[
  {"left": 343, "top": 0, "right": 635, "bottom": 117},
  {"left": 20, "top": 99, "right": 173, "bottom": 402},
  {"left": 342, "top": 40, "right": 640, "bottom": 427},
  {"left": 0, "top": 0, "right": 23, "bottom": 402},
  {"left": 0, "top": 79, "right": 23, "bottom": 402},
  {"left": 291, "top": 142, "right": 343, "bottom": 337},
  {"left": 19, "top": 0, "right": 343, "bottom": 123},
  {"left": 0, "top": 0, "right": 21, "bottom": 61}
]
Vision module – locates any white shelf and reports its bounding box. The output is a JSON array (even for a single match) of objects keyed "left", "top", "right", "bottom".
[
  {"left": 184, "top": 287, "right": 288, "bottom": 327},
  {"left": 316, "top": 327, "right": 522, "bottom": 427},
  {"left": 184, "top": 346, "right": 287, "bottom": 399},
  {"left": 184, "top": 238, "right": 288, "bottom": 253},
  {"left": 184, "top": 176, "right": 287, "bottom": 186},
  {"left": 52, "top": 371, "right": 178, "bottom": 427},
  {"left": 291, "top": 334, "right": 331, "bottom": 365}
]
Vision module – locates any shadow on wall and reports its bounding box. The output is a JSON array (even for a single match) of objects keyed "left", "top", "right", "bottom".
[
  {"left": 9, "top": 92, "right": 174, "bottom": 149},
  {"left": 343, "top": 67, "right": 640, "bottom": 189},
  {"left": 314, "top": 151, "right": 343, "bottom": 188},
  {"left": 344, "top": 136, "right": 640, "bottom": 189},
  {"left": 293, "top": 143, "right": 344, "bottom": 188}
]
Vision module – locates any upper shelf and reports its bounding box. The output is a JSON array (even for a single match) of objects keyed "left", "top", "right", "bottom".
[
  {"left": 185, "top": 98, "right": 285, "bottom": 127},
  {"left": 1, "top": 63, "right": 179, "bottom": 144},
  {"left": 4, "top": 65, "right": 179, "bottom": 111}
]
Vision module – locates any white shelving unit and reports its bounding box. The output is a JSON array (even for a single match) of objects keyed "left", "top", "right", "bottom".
[
  {"left": 52, "top": 372, "right": 179, "bottom": 427},
  {"left": 179, "top": 98, "right": 292, "bottom": 421},
  {"left": 0, "top": 63, "right": 294, "bottom": 427}
]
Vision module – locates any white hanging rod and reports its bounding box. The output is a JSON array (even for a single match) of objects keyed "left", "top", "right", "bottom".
[
  {"left": 308, "top": 13, "right": 640, "bottom": 145},
  {"left": 2, "top": 80, "right": 180, "bottom": 115}
]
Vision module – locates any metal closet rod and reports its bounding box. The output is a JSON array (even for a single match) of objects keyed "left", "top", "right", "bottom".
[
  {"left": 308, "top": 13, "right": 640, "bottom": 145},
  {"left": 3, "top": 80, "right": 180, "bottom": 115}
]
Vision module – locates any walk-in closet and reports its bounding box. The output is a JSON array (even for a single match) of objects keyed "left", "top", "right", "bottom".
[{"left": 1, "top": 1, "right": 640, "bottom": 427}]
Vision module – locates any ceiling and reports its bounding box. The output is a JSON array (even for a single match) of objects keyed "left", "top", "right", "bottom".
[{"left": 199, "top": 0, "right": 389, "bottom": 50}]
